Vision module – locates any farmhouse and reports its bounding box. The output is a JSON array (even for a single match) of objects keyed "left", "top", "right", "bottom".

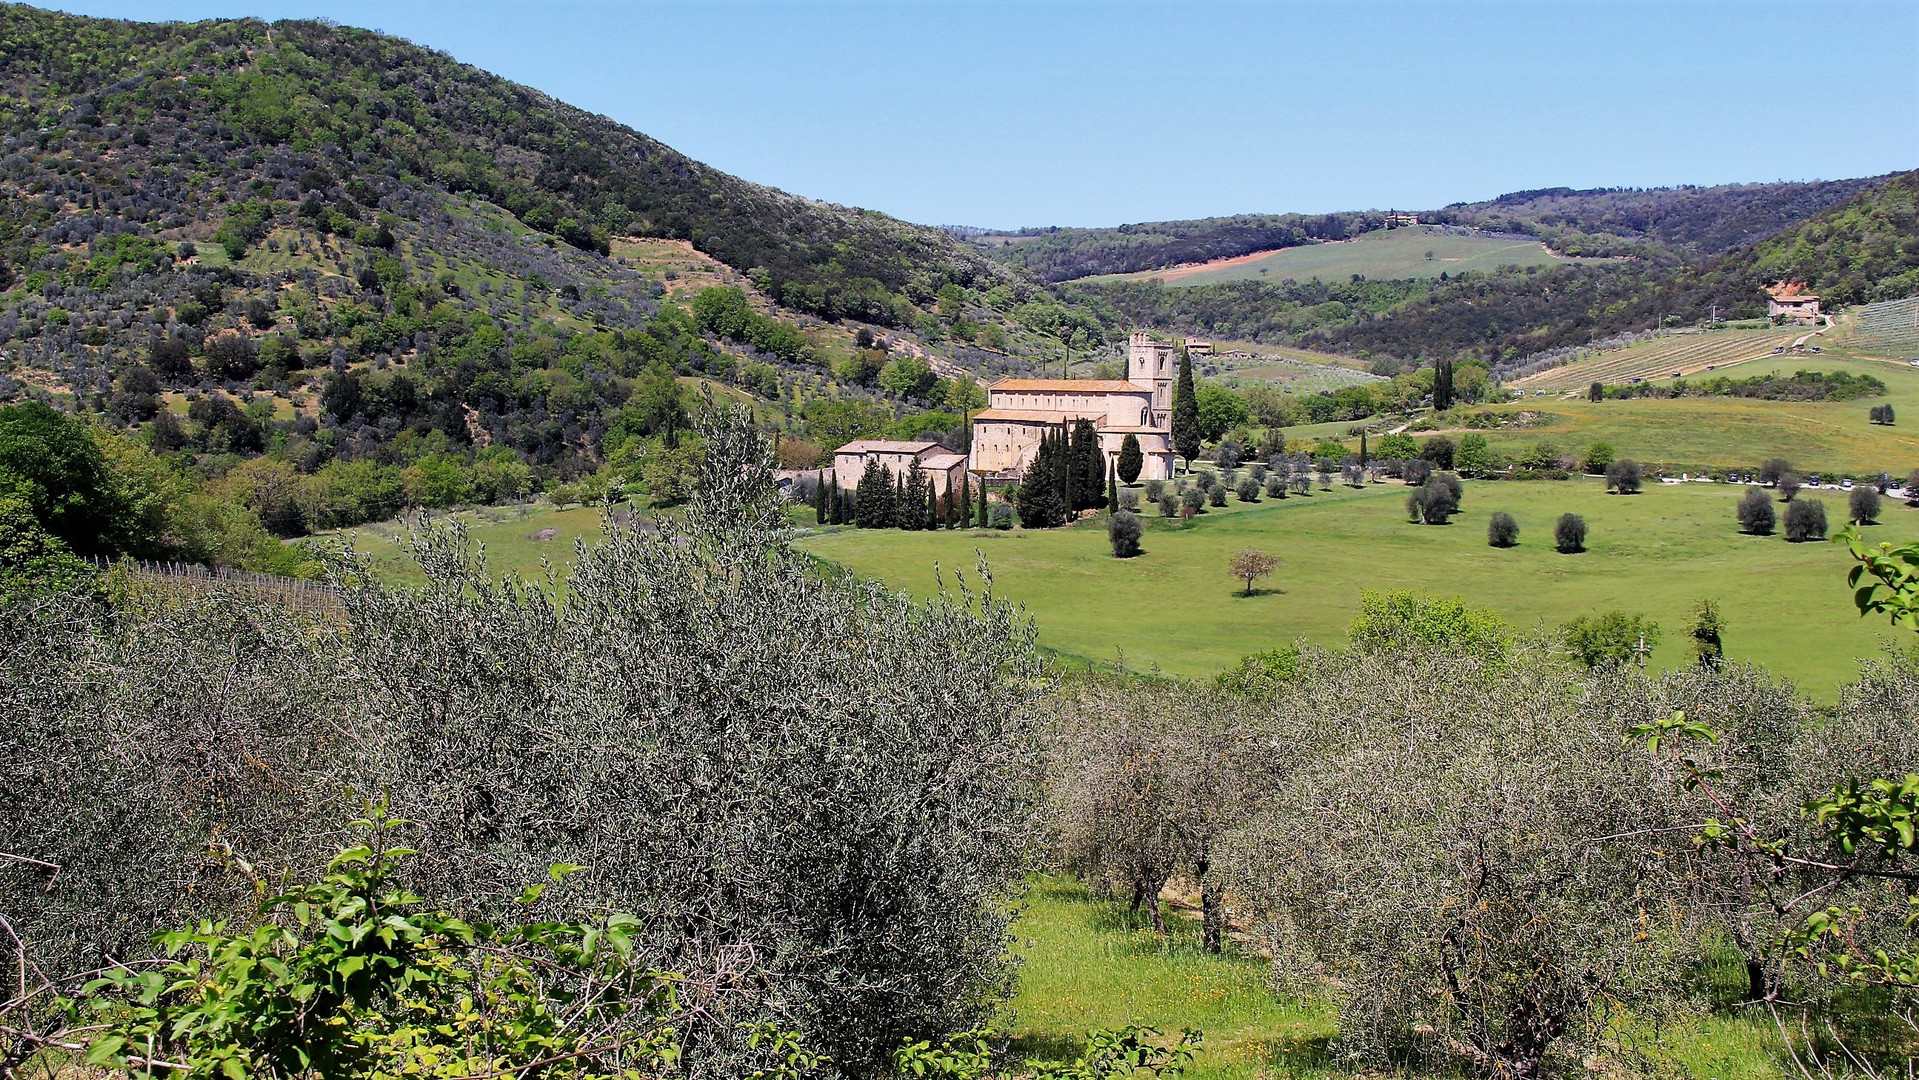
[
  {"left": 1766, "top": 281, "right": 1821, "bottom": 322},
  {"left": 833, "top": 439, "right": 968, "bottom": 492},
  {"left": 968, "top": 331, "right": 1179, "bottom": 480}
]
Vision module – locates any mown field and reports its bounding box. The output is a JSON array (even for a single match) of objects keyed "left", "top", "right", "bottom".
[
  {"left": 798, "top": 477, "right": 1918, "bottom": 699},
  {"left": 1456, "top": 350, "right": 1919, "bottom": 475},
  {"left": 1008, "top": 876, "right": 1781, "bottom": 1080},
  {"left": 1085, "top": 226, "right": 1597, "bottom": 287}
]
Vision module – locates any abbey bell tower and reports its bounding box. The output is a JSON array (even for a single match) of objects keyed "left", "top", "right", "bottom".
[{"left": 1127, "top": 331, "right": 1176, "bottom": 430}]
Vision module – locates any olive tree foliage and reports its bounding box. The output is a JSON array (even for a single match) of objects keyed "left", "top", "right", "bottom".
[
  {"left": 1222, "top": 644, "right": 1700, "bottom": 1080},
  {"left": 1, "top": 403, "right": 1051, "bottom": 1078},
  {"left": 1046, "top": 679, "right": 1257, "bottom": 951}
]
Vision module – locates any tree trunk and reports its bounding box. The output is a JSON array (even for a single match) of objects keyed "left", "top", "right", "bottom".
[
  {"left": 1145, "top": 872, "right": 1171, "bottom": 935},
  {"left": 1128, "top": 881, "right": 1146, "bottom": 917},
  {"left": 1745, "top": 957, "right": 1768, "bottom": 1003},
  {"left": 1200, "top": 880, "right": 1224, "bottom": 953}
]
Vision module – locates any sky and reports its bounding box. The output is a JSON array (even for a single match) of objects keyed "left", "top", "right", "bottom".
[{"left": 44, "top": 0, "right": 1919, "bottom": 229}]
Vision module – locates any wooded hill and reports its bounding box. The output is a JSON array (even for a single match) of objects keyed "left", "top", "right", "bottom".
[
  {"left": 0, "top": 5, "right": 1019, "bottom": 325},
  {"left": 980, "top": 177, "right": 1890, "bottom": 283},
  {"left": 1068, "top": 170, "right": 1919, "bottom": 366}
]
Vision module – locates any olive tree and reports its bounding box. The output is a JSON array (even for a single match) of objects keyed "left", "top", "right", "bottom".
[
  {"left": 1224, "top": 644, "right": 1696, "bottom": 1080},
  {"left": 2, "top": 404, "right": 1051, "bottom": 1077},
  {"left": 1049, "top": 679, "right": 1256, "bottom": 950},
  {"left": 1604, "top": 458, "right": 1642, "bottom": 494},
  {"left": 1851, "top": 484, "right": 1882, "bottom": 525},
  {"left": 1737, "top": 486, "right": 1776, "bottom": 534},
  {"left": 1784, "top": 497, "right": 1827, "bottom": 542},
  {"left": 1555, "top": 512, "right": 1587, "bottom": 553},
  {"left": 1487, "top": 511, "right": 1519, "bottom": 548}
]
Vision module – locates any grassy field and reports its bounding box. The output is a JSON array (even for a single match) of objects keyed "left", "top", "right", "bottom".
[
  {"left": 315, "top": 502, "right": 614, "bottom": 587},
  {"left": 1007, "top": 876, "right": 1781, "bottom": 1080},
  {"left": 798, "top": 477, "right": 1918, "bottom": 699},
  {"left": 1457, "top": 350, "right": 1919, "bottom": 475},
  {"left": 1086, "top": 227, "right": 1599, "bottom": 287}
]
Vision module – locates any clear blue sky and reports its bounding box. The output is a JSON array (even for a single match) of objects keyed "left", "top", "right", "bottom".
[{"left": 44, "top": 0, "right": 1919, "bottom": 228}]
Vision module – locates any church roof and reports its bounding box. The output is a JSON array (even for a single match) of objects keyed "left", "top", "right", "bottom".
[
  {"left": 920, "top": 453, "right": 967, "bottom": 470},
  {"left": 989, "top": 378, "right": 1147, "bottom": 392},
  {"left": 833, "top": 439, "right": 940, "bottom": 455}
]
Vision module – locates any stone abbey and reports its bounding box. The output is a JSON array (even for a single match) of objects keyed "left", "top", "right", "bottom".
[{"left": 967, "top": 331, "right": 1179, "bottom": 481}]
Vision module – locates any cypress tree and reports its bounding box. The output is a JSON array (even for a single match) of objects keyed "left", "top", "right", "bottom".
[
  {"left": 955, "top": 474, "right": 969, "bottom": 528},
  {"left": 813, "top": 473, "right": 827, "bottom": 524},
  {"left": 945, "top": 475, "right": 959, "bottom": 528},
  {"left": 925, "top": 471, "right": 940, "bottom": 530},
  {"left": 855, "top": 458, "right": 889, "bottom": 528},
  {"left": 1359, "top": 431, "right": 1369, "bottom": 466},
  {"left": 1433, "top": 360, "right": 1455, "bottom": 411},
  {"left": 1172, "top": 348, "right": 1201, "bottom": 463},
  {"left": 1107, "top": 459, "right": 1119, "bottom": 515},
  {"left": 1117, "top": 433, "right": 1143, "bottom": 485},
  {"left": 838, "top": 489, "right": 853, "bottom": 526},
  {"left": 977, "top": 476, "right": 990, "bottom": 529}
]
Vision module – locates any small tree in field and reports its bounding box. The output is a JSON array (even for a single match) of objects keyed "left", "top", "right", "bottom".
[
  {"left": 1759, "top": 458, "right": 1791, "bottom": 486},
  {"left": 1850, "top": 484, "right": 1882, "bottom": 525},
  {"left": 1784, "top": 497, "right": 1827, "bottom": 542},
  {"left": 1605, "top": 458, "right": 1642, "bottom": 494},
  {"left": 1555, "top": 513, "right": 1587, "bottom": 553},
  {"left": 1236, "top": 477, "right": 1261, "bottom": 502},
  {"left": 1778, "top": 473, "right": 1802, "bottom": 502},
  {"left": 1108, "top": 509, "right": 1143, "bottom": 558},
  {"left": 1589, "top": 381, "right": 1604, "bottom": 402},
  {"left": 1688, "top": 598, "right": 1725, "bottom": 669},
  {"left": 1230, "top": 548, "right": 1281, "bottom": 596},
  {"left": 1487, "top": 511, "right": 1519, "bottom": 547},
  {"left": 1737, "top": 486, "right": 1775, "bottom": 534}
]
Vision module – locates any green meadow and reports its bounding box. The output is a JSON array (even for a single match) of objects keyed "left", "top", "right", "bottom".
[
  {"left": 798, "top": 477, "right": 1918, "bottom": 699},
  {"left": 1465, "top": 350, "right": 1919, "bottom": 476}
]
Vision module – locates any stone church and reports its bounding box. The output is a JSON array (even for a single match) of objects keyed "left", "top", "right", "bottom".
[{"left": 968, "top": 331, "right": 1179, "bottom": 480}]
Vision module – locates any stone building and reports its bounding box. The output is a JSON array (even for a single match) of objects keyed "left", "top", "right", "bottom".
[
  {"left": 832, "top": 438, "right": 967, "bottom": 493},
  {"left": 967, "top": 331, "right": 1179, "bottom": 481},
  {"left": 1767, "top": 282, "right": 1821, "bottom": 322}
]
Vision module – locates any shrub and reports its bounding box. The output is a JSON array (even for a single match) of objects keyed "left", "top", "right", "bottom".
[
  {"left": 1561, "top": 611, "right": 1661, "bottom": 668},
  {"left": 1195, "top": 469, "right": 1217, "bottom": 491},
  {"left": 1266, "top": 474, "right": 1286, "bottom": 499},
  {"left": 1419, "top": 436, "right": 1455, "bottom": 470},
  {"left": 1850, "top": 484, "right": 1881, "bottom": 524},
  {"left": 1759, "top": 458, "right": 1791, "bottom": 485},
  {"left": 1236, "top": 477, "right": 1260, "bottom": 502},
  {"left": 1584, "top": 442, "right": 1615, "bottom": 475},
  {"left": 1181, "top": 487, "right": 1206, "bottom": 515},
  {"left": 1403, "top": 458, "right": 1432, "bottom": 486},
  {"left": 1347, "top": 590, "right": 1512, "bottom": 655},
  {"left": 1555, "top": 512, "right": 1587, "bottom": 553},
  {"left": 1143, "top": 478, "right": 1165, "bottom": 502},
  {"left": 1783, "top": 497, "right": 1827, "bottom": 542},
  {"left": 1158, "top": 493, "right": 1180, "bottom": 517},
  {"left": 1737, "top": 486, "right": 1776, "bottom": 534},
  {"left": 1107, "top": 509, "right": 1143, "bottom": 558},
  {"left": 1216, "top": 439, "right": 1244, "bottom": 469},
  {"left": 1408, "top": 475, "right": 1460, "bottom": 524},
  {"left": 1605, "top": 458, "right": 1642, "bottom": 494},
  {"left": 1207, "top": 485, "right": 1227, "bottom": 508},
  {"left": 989, "top": 502, "right": 1014, "bottom": 529},
  {"left": 1778, "top": 472, "right": 1802, "bottom": 501},
  {"left": 1117, "top": 488, "right": 1140, "bottom": 512},
  {"left": 1487, "top": 511, "right": 1519, "bottom": 547}
]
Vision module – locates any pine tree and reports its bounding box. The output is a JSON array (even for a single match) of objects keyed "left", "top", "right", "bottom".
[{"left": 1172, "top": 348, "right": 1201, "bottom": 463}]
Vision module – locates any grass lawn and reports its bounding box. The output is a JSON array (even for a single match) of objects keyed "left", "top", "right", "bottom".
[
  {"left": 1006, "top": 877, "right": 1331, "bottom": 1080},
  {"left": 1007, "top": 877, "right": 1783, "bottom": 1080},
  {"left": 798, "top": 477, "right": 1919, "bottom": 699}
]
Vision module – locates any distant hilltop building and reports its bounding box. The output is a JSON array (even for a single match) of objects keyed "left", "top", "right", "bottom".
[
  {"left": 968, "top": 331, "right": 1178, "bottom": 481},
  {"left": 1766, "top": 281, "right": 1821, "bottom": 322},
  {"left": 1183, "top": 338, "right": 1214, "bottom": 356},
  {"left": 1384, "top": 212, "right": 1420, "bottom": 227}
]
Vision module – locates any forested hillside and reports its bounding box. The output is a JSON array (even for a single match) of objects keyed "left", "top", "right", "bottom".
[{"left": 985, "top": 178, "right": 1885, "bottom": 283}]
